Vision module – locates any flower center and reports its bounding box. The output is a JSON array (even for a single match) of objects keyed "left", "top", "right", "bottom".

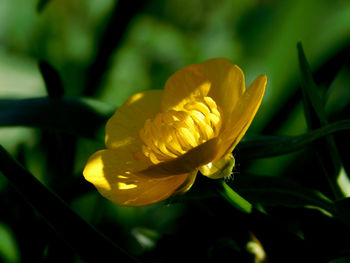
[{"left": 140, "top": 96, "right": 222, "bottom": 164}]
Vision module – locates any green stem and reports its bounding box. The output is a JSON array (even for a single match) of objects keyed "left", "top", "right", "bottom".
[{"left": 216, "top": 180, "right": 253, "bottom": 214}]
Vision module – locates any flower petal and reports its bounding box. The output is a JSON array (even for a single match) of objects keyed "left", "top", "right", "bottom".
[
  {"left": 83, "top": 149, "right": 190, "bottom": 206},
  {"left": 199, "top": 58, "right": 245, "bottom": 119},
  {"left": 140, "top": 137, "right": 220, "bottom": 176},
  {"left": 215, "top": 74, "right": 267, "bottom": 161},
  {"left": 105, "top": 90, "right": 163, "bottom": 154},
  {"left": 162, "top": 58, "right": 245, "bottom": 119},
  {"left": 173, "top": 170, "right": 198, "bottom": 195}
]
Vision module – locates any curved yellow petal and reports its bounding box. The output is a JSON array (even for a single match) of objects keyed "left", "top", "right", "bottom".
[
  {"left": 105, "top": 90, "right": 163, "bottom": 155},
  {"left": 173, "top": 170, "right": 198, "bottom": 195},
  {"left": 140, "top": 137, "right": 220, "bottom": 176},
  {"left": 198, "top": 58, "right": 245, "bottom": 120},
  {"left": 215, "top": 74, "right": 267, "bottom": 161},
  {"left": 162, "top": 58, "right": 244, "bottom": 118},
  {"left": 83, "top": 149, "right": 190, "bottom": 206},
  {"left": 161, "top": 64, "right": 210, "bottom": 111}
]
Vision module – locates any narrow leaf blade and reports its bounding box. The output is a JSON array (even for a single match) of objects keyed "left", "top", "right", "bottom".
[
  {"left": 236, "top": 119, "right": 350, "bottom": 159},
  {"left": 297, "top": 42, "right": 328, "bottom": 125},
  {"left": 227, "top": 174, "right": 335, "bottom": 214},
  {"left": 0, "top": 97, "right": 114, "bottom": 141},
  {"left": 39, "top": 60, "right": 64, "bottom": 99},
  {"left": 298, "top": 42, "right": 344, "bottom": 199}
]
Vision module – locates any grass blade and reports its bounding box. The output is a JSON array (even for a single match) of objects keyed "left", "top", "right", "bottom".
[
  {"left": 227, "top": 174, "right": 335, "bottom": 215},
  {"left": 39, "top": 60, "right": 64, "bottom": 99},
  {"left": 298, "top": 42, "right": 345, "bottom": 199},
  {"left": 0, "top": 97, "right": 114, "bottom": 141},
  {"left": 237, "top": 119, "right": 350, "bottom": 159}
]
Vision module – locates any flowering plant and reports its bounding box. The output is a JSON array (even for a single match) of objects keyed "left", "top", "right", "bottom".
[{"left": 83, "top": 58, "right": 266, "bottom": 206}]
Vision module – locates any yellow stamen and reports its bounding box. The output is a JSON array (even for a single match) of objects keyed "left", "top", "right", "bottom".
[{"left": 139, "top": 96, "right": 222, "bottom": 164}]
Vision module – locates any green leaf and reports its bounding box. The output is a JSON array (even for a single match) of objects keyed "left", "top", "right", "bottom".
[
  {"left": 237, "top": 119, "right": 350, "bottom": 159},
  {"left": 227, "top": 174, "right": 336, "bottom": 215},
  {"left": 39, "top": 60, "right": 64, "bottom": 99},
  {"left": 298, "top": 42, "right": 344, "bottom": 199},
  {"left": 297, "top": 42, "right": 328, "bottom": 126},
  {"left": 0, "top": 145, "right": 140, "bottom": 263},
  {"left": 0, "top": 97, "right": 114, "bottom": 142}
]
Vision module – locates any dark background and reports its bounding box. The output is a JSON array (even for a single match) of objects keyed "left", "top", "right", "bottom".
[{"left": 0, "top": 0, "right": 350, "bottom": 262}]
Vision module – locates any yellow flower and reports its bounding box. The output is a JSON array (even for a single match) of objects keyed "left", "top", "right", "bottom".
[{"left": 83, "top": 58, "right": 267, "bottom": 206}]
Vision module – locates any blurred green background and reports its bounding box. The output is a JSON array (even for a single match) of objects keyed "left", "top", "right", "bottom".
[{"left": 1, "top": 0, "right": 350, "bottom": 262}]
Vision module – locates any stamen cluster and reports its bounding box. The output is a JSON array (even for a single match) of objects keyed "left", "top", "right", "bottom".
[{"left": 140, "top": 96, "right": 222, "bottom": 164}]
